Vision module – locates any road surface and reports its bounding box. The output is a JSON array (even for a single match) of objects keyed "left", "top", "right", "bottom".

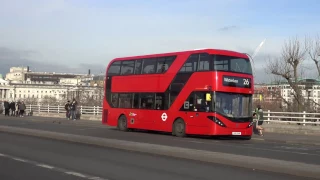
[
  {"left": 0, "top": 132, "right": 316, "bottom": 180},
  {"left": 0, "top": 116, "right": 319, "bottom": 166},
  {"left": 0, "top": 156, "right": 80, "bottom": 180}
]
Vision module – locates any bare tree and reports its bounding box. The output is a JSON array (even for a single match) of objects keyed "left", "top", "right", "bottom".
[
  {"left": 41, "top": 95, "right": 60, "bottom": 106},
  {"left": 24, "top": 97, "right": 38, "bottom": 105},
  {"left": 266, "top": 37, "right": 308, "bottom": 111},
  {"left": 306, "top": 34, "right": 320, "bottom": 76},
  {"left": 80, "top": 88, "right": 103, "bottom": 106}
]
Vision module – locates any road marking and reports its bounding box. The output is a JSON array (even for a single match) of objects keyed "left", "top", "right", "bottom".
[
  {"left": 188, "top": 140, "right": 205, "bottom": 144},
  {"left": 65, "top": 172, "right": 87, "bottom": 178},
  {"left": 275, "top": 146, "right": 309, "bottom": 151},
  {"left": 252, "top": 138, "right": 264, "bottom": 141},
  {"left": 78, "top": 128, "right": 99, "bottom": 131},
  {"left": 12, "top": 158, "right": 27, "bottom": 162},
  {"left": 297, "top": 152, "right": 309, "bottom": 155},
  {"left": 0, "top": 152, "right": 108, "bottom": 180},
  {"left": 36, "top": 164, "right": 55, "bottom": 169},
  {"left": 88, "top": 177, "right": 106, "bottom": 180}
]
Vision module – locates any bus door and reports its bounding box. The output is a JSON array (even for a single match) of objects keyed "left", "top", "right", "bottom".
[
  {"left": 152, "top": 93, "right": 170, "bottom": 131},
  {"left": 136, "top": 93, "right": 156, "bottom": 129},
  {"left": 180, "top": 91, "right": 213, "bottom": 133}
]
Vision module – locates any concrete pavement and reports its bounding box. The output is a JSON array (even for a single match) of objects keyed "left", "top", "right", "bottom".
[
  {"left": 0, "top": 133, "right": 317, "bottom": 180},
  {"left": 0, "top": 115, "right": 320, "bottom": 166},
  {"left": 2, "top": 115, "right": 320, "bottom": 145},
  {"left": 253, "top": 132, "right": 320, "bottom": 145},
  {"left": 32, "top": 112, "right": 320, "bottom": 135}
]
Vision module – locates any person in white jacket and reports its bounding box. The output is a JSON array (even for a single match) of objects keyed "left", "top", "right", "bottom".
[{"left": 255, "top": 105, "right": 264, "bottom": 136}]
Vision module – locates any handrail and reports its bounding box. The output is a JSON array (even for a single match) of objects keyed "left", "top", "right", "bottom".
[{"left": 5, "top": 104, "right": 319, "bottom": 126}]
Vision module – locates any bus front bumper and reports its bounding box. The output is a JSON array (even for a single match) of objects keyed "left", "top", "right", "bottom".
[{"left": 212, "top": 127, "right": 253, "bottom": 136}]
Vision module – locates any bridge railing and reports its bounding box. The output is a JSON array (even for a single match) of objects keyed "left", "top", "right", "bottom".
[
  {"left": 262, "top": 110, "right": 320, "bottom": 126},
  {"left": 27, "top": 105, "right": 102, "bottom": 116},
  {"left": 22, "top": 105, "right": 320, "bottom": 125}
]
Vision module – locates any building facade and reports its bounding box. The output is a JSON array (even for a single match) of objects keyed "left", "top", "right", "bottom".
[
  {"left": 5, "top": 66, "right": 93, "bottom": 85},
  {"left": 254, "top": 79, "right": 320, "bottom": 111},
  {"left": 0, "top": 67, "right": 102, "bottom": 105},
  {"left": 0, "top": 82, "right": 102, "bottom": 105},
  {"left": 90, "top": 75, "right": 105, "bottom": 87}
]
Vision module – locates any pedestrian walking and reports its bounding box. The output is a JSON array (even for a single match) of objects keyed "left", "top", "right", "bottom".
[
  {"left": 65, "top": 100, "right": 71, "bottom": 120},
  {"left": 4, "top": 100, "right": 10, "bottom": 116},
  {"left": 15, "top": 101, "right": 20, "bottom": 117},
  {"left": 19, "top": 101, "right": 26, "bottom": 117},
  {"left": 255, "top": 105, "right": 264, "bottom": 136},
  {"left": 10, "top": 101, "right": 16, "bottom": 116},
  {"left": 70, "top": 98, "right": 78, "bottom": 121}
]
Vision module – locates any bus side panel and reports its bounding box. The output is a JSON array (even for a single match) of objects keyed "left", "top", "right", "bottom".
[
  {"left": 185, "top": 125, "right": 212, "bottom": 135},
  {"left": 187, "top": 119, "right": 212, "bottom": 135},
  {"left": 110, "top": 53, "right": 190, "bottom": 93},
  {"left": 152, "top": 110, "right": 175, "bottom": 132},
  {"left": 176, "top": 112, "right": 212, "bottom": 135},
  {"left": 106, "top": 109, "right": 155, "bottom": 130},
  {"left": 130, "top": 110, "right": 154, "bottom": 130},
  {"left": 151, "top": 110, "right": 211, "bottom": 134},
  {"left": 106, "top": 109, "right": 135, "bottom": 128},
  {"left": 102, "top": 108, "right": 108, "bottom": 124},
  {"left": 105, "top": 108, "right": 118, "bottom": 127}
]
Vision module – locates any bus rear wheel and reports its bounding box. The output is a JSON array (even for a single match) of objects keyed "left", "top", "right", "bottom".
[
  {"left": 117, "top": 115, "right": 128, "bottom": 131},
  {"left": 242, "top": 135, "right": 252, "bottom": 140},
  {"left": 172, "top": 118, "right": 186, "bottom": 137}
]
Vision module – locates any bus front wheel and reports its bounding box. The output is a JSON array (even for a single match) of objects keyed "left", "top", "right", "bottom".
[
  {"left": 117, "top": 115, "right": 128, "bottom": 131},
  {"left": 172, "top": 118, "right": 186, "bottom": 137}
]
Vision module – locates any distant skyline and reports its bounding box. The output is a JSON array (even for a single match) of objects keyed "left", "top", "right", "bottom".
[{"left": 0, "top": 0, "right": 319, "bottom": 82}]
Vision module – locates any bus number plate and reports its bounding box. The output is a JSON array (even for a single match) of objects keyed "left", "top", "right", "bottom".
[{"left": 232, "top": 132, "right": 241, "bottom": 135}]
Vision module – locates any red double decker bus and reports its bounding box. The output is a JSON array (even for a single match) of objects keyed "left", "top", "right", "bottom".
[{"left": 102, "top": 49, "right": 254, "bottom": 139}]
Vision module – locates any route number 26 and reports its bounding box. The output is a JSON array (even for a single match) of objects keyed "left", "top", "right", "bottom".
[{"left": 243, "top": 79, "right": 250, "bottom": 85}]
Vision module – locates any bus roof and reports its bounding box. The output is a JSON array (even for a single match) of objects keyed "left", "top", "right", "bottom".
[{"left": 112, "top": 48, "right": 249, "bottom": 61}]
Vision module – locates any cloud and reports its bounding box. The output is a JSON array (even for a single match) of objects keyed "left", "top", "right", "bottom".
[
  {"left": 0, "top": 0, "right": 67, "bottom": 17},
  {"left": 1, "top": 0, "right": 318, "bottom": 84},
  {"left": 0, "top": 47, "right": 105, "bottom": 76},
  {"left": 218, "top": 25, "right": 238, "bottom": 32}
]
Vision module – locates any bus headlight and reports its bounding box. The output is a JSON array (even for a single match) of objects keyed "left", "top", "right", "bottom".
[
  {"left": 247, "top": 121, "right": 254, "bottom": 128},
  {"left": 207, "top": 116, "right": 226, "bottom": 127}
]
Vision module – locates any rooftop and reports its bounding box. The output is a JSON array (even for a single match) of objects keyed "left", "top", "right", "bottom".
[{"left": 264, "top": 78, "right": 320, "bottom": 85}]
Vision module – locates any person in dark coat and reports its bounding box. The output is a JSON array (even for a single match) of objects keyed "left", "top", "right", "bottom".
[
  {"left": 19, "top": 101, "right": 26, "bottom": 117},
  {"left": 10, "top": 101, "right": 16, "bottom": 116},
  {"left": 65, "top": 100, "right": 71, "bottom": 119},
  {"left": 70, "top": 98, "right": 78, "bottom": 120},
  {"left": 4, "top": 100, "right": 10, "bottom": 116}
]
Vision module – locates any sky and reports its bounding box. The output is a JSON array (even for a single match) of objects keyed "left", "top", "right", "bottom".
[{"left": 0, "top": 0, "right": 319, "bottom": 82}]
